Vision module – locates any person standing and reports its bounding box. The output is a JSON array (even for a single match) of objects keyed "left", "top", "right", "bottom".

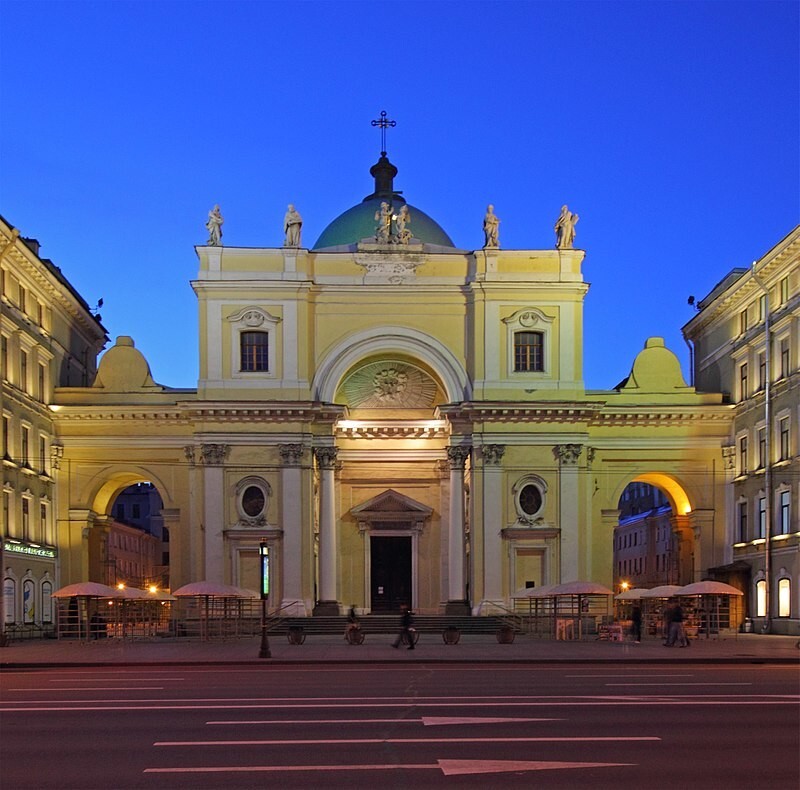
[
  {"left": 392, "top": 604, "right": 415, "bottom": 649},
  {"left": 631, "top": 605, "right": 642, "bottom": 643}
]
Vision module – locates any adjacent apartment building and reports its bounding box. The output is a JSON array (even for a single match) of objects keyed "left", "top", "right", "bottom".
[{"left": 683, "top": 225, "right": 799, "bottom": 635}]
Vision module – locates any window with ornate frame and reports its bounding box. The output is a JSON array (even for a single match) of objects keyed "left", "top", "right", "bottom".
[
  {"left": 755, "top": 579, "right": 767, "bottom": 617},
  {"left": 737, "top": 499, "right": 748, "bottom": 543},
  {"left": 778, "top": 488, "right": 791, "bottom": 535},
  {"left": 503, "top": 308, "right": 554, "bottom": 378},
  {"left": 778, "top": 578, "right": 791, "bottom": 618},
  {"left": 227, "top": 306, "right": 281, "bottom": 379},
  {"left": 235, "top": 476, "right": 272, "bottom": 526},
  {"left": 512, "top": 475, "right": 547, "bottom": 524}
]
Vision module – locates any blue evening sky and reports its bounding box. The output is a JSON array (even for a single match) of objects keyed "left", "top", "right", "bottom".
[{"left": 2, "top": 0, "right": 797, "bottom": 391}]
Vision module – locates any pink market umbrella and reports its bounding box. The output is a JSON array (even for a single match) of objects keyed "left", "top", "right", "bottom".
[
  {"left": 172, "top": 581, "right": 250, "bottom": 597},
  {"left": 676, "top": 581, "right": 743, "bottom": 596},
  {"left": 640, "top": 585, "right": 683, "bottom": 599},
  {"left": 53, "top": 582, "right": 121, "bottom": 598}
]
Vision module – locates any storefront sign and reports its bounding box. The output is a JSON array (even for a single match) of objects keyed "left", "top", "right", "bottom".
[{"left": 3, "top": 541, "right": 57, "bottom": 559}]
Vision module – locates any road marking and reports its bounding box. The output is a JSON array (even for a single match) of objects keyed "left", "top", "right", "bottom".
[
  {"left": 144, "top": 759, "right": 635, "bottom": 776},
  {"left": 205, "top": 716, "right": 559, "bottom": 726},
  {"left": 606, "top": 683, "right": 752, "bottom": 687},
  {"left": 49, "top": 678, "right": 184, "bottom": 682},
  {"left": 566, "top": 674, "right": 694, "bottom": 678},
  {"left": 5, "top": 687, "right": 165, "bottom": 692},
  {"left": 154, "top": 736, "right": 660, "bottom": 746}
]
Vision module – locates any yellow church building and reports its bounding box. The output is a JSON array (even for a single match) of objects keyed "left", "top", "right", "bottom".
[{"left": 48, "top": 151, "right": 732, "bottom": 618}]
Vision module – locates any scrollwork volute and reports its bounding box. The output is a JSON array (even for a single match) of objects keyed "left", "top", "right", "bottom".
[
  {"left": 313, "top": 447, "right": 338, "bottom": 470},
  {"left": 201, "top": 444, "right": 230, "bottom": 465},
  {"left": 447, "top": 446, "right": 471, "bottom": 470},
  {"left": 279, "top": 443, "right": 304, "bottom": 466},
  {"left": 553, "top": 444, "right": 582, "bottom": 465},
  {"left": 482, "top": 444, "right": 506, "bottom": 466}
]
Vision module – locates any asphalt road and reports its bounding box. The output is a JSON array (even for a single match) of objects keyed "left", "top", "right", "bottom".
[{"left": 1, "top": 662, "right": 798, "bottom": 789}]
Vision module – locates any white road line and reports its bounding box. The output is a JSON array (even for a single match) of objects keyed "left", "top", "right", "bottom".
[
  {"left": 205, "top": 716, "right": 560, "bottom": 726},
  {"left": 144, "top": 759, "right": 636, "bottom": 775},
  {"left": 2, "top": 700, "right": 796, "bottom": 712},
  {"left": 49, "top": 678, "right": 183, "bottom": 682},
  {"left": 606, "top": 683, "right": 752, "bottom": 687},
  {"left": 5, "top": 687, "right": 165, "bottom": 692},
  {"left": 154, "top": 736, "right": 661, "bottom": 746},
  {"left": 566, "top": 674, "right": 694, "bottom": 678}
]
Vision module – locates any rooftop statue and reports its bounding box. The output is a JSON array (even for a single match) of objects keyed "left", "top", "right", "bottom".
[
  {"left": 483, "top": 204, "right": 500, "bottom": 248},
  {"left": 284, "top": 204, "right": 303, "bottom": 247},
  {"left": 205, "top": 204, "right": 224, "bottom": 246},
  {"left": 554, "top": 204, "right": 579, "bottom": 249},
  {"left": 394, "top": 205, "right": 412, "bottom": 245},
  {"left": 375, "top": 201, "right": 393, "bottom": 244}
]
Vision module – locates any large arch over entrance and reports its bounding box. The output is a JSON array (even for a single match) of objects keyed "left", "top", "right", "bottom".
[{"left": 312, "top": 326, "right": 471, "bottom": 404}]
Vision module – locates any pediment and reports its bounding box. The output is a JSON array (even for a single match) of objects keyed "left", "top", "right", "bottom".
[{"left": 351, "top": 489, "right": 433, "bottom": 518}]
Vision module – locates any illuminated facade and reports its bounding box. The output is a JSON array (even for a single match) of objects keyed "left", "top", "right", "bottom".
[
  {"left": 48, "top": 154, "right": 734, "bottom": 618},
  {"left": 683, "top": 226, "right": 799, "bottom": 635},
  {"left": 0, "top": 215, "right": 106, "bottom": 631}
]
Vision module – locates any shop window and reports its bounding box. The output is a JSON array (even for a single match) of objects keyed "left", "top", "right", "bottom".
[
  {"left": 756, "top": 580, "right": 767, "bottom": 617},
  {"left": 3, "top": 577, "right": 16, "bottom": 623},
  {"left": 22, "top": 579, "right": 35, "bottom": 623},
  {"left": 777, "top": 579, "right": 791, "bottom": 618}
]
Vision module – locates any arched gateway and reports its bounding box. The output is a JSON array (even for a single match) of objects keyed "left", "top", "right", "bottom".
[{"left": 51, "top": 153, "right": 731, "bottom": 616}]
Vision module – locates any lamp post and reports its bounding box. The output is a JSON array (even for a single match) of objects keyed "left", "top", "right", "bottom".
[{"left": 259, "top": 541, "right": 271, "bottom": 658}]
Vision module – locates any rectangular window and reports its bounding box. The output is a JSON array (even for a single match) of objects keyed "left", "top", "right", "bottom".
[
  {"left": 758, "top": 352, "right": 766, "bottom": 390},
  {"left": 40, "top": 503, "right": 48, "bottom": 541},
  {"left": 240, "top": 331, "right": 269, "bottom": 372},
  {"left": 38, "top": 364, "right": 46, "bottom": 402},
  {"left": 1, "top": 335, "right": 7, "bottom": 380},
  {"left": 779, "top": 276, "right": 789, "bottom": 305},
  {"left": 778, "top": 579, "right": 791, "bottom": 618},
  {"left": 739, "top": 309, "right": 748, "bottom": 334},
  {"left": 757, "top": 497, "right": 766, "bottom": 539},
  {"left": 37, "top": 302, "right": 44, "bottom": 326},
  {"left": 514, "top": 331, "right": 544, "bottom": 372},
  {"left": 20, "top": 350, "right": 28, "bottom": 392},
  {"left": 2, "top": 415, "right": 9, "bottom": 459},
  {"left": 758, "top": 428, "right": 766, "bottom": 469},
  {"left": 22, "top": 498, "right": 30, "bottom": 540},
  {"left": 756, "top": 580, "right": 767, "bottom": 617},
  {"left": 3, "top": 491, "right": 10, "bottom": 537},
  {"left": 758, "top": 294, "right": 766, "bottom": 322},
  {"left": 739, "top": 362, "right": 748, "bottom": 400},
  {"left": 738, "top": 435, "right": 748, "bottom": 474},
  {"left": 737, "top": 501, "right": 748, "bottom": 542},
  {"left": 779, "top": 491, "right": 791, "bottom": 535},
  {"left": 38, "top": 436, "right": 47, "bottom": 475},
  {"left": 779, "top": 337, "right": 789, "bottom": 379},
  {"left": 132, "top": 503, "right": 141, "bottom": 519},
  {"left": 21, "top": 426, "right": 30, "bottom": 467},
  {"left": 779, "top": 417, "right": 790, "bottom": 461},
  {"left": 18, "top": 285, "right": 26, "bottom": 314}
]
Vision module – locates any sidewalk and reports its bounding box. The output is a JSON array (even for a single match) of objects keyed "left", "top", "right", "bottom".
[{"left": 1, "top": 632, "right": 798, "bottom": 668}]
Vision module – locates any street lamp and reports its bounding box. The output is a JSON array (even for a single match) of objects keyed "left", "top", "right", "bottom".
[{"left": 259, "top": 541, "right": 271, "bottom": 658}]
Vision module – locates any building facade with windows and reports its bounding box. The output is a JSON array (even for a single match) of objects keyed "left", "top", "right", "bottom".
[
  {"left": 684, "top": 225, "right": 799, "bottom": 635},
  {"left": 0, "top": 215, "right": 107, "bottom": 633},
  {"left": 48, "top": 153, "right": 734, "bottom": 619}
]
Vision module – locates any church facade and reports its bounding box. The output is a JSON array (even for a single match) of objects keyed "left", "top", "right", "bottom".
[{"left": 48, "top": 153, "right": 734, "bottom": 617}]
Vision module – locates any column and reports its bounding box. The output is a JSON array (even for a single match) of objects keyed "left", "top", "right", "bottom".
[
  {"left": 279, "top": 443, "right": 307, "bottom": 615},
  {"left": 554, "top": 444, "right": 582, "bottom": 582},
  {"left": 159, "top": 508, "right": 181, "bottom": 591},
  {"left": 313, "top": 446, "right": 339, "bottom": 615},
  {"left": 446, "top": 446, "right": 470, "bottom": 615},
  {"left": 200, "top": 443, "right": 229, "bottom": 584},
  {"left": 480, "top": 444, "right": 506, "bottom": 609}
]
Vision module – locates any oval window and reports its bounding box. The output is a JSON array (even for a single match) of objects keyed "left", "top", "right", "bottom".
[
  {"left": 242, "top": 486, "right": 266, "bottom": 518},
  {"left": 519, "top": 484, "right": 542, "bottom": 516}
]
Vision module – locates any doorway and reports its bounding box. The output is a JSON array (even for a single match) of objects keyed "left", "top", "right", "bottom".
[{"left": 370, "top": 536, "right": 412, "bottom": 612}]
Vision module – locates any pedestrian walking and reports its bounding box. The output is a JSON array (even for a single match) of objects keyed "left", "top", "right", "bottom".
[{"left": 392, "top": 604, "right": 415, "bottom": 649}]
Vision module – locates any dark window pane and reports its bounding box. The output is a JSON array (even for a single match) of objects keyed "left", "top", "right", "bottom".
[
  {"left": 514, "top": 332, "right": 544, "bottom": 372},
  {"left": 241, "top": 332, "right": 269, "bottom": 372},
  {"left": 242, "top": 485, "right": 265, "bottom": 517},
  {"left": 519, "top": 484, "right": 542, "bottom": 515}
]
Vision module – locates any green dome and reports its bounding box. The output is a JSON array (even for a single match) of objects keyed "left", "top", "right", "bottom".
[
  {"left": 312, "top": 153, "right": 456, "bottom": 250},
  {"left": 314, "top": 198, "right": 455, "bottom": 250}
]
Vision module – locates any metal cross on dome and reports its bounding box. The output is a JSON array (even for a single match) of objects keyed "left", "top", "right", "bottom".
[{"left": 371, "top": 110, "right": 396, "bottom": 156}]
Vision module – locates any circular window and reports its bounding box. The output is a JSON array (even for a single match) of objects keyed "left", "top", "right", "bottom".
[
  {"left": 241, "top": 485, "right": 266, "bottom": 518},
  {"left": 519, "top": 484, "right": 543, "bottom": 516}
]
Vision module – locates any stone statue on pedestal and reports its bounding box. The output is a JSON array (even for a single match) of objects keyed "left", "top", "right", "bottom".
[
  {"left": 375, "top": 201, "right": 393, "bottom": 244},
  {"left": 284, "top": 204, "right": 303, "bottom": 247},
  {"left": 394, "top": 205, "right": 412, "bottom": 245},
  {"left": 554, "top": 205, "right": 579, "bottom": 249},
  {"left": 205, "top": 204, "right": 223, "bottom": 246},
  {"left": 483, "top": 204, "right": 500, "bottom": 248}
]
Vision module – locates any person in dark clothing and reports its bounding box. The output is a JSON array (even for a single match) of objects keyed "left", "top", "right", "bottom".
[
  {"left": 631, "top": 605, "right": 642, "bottom": 643},
  {"left": 392, "top": 604, "right": 415, "bottom": 649}
]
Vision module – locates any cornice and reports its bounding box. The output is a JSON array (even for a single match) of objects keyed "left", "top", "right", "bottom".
[
  {"left": 335, "top": 420, "right": 449, "bottom": 440},
  {"left": 439, "top": 402, "right": 604, "bottom": 423},
  {"left": 593, "top": 404, "right": 733, "bottom": 427}
]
